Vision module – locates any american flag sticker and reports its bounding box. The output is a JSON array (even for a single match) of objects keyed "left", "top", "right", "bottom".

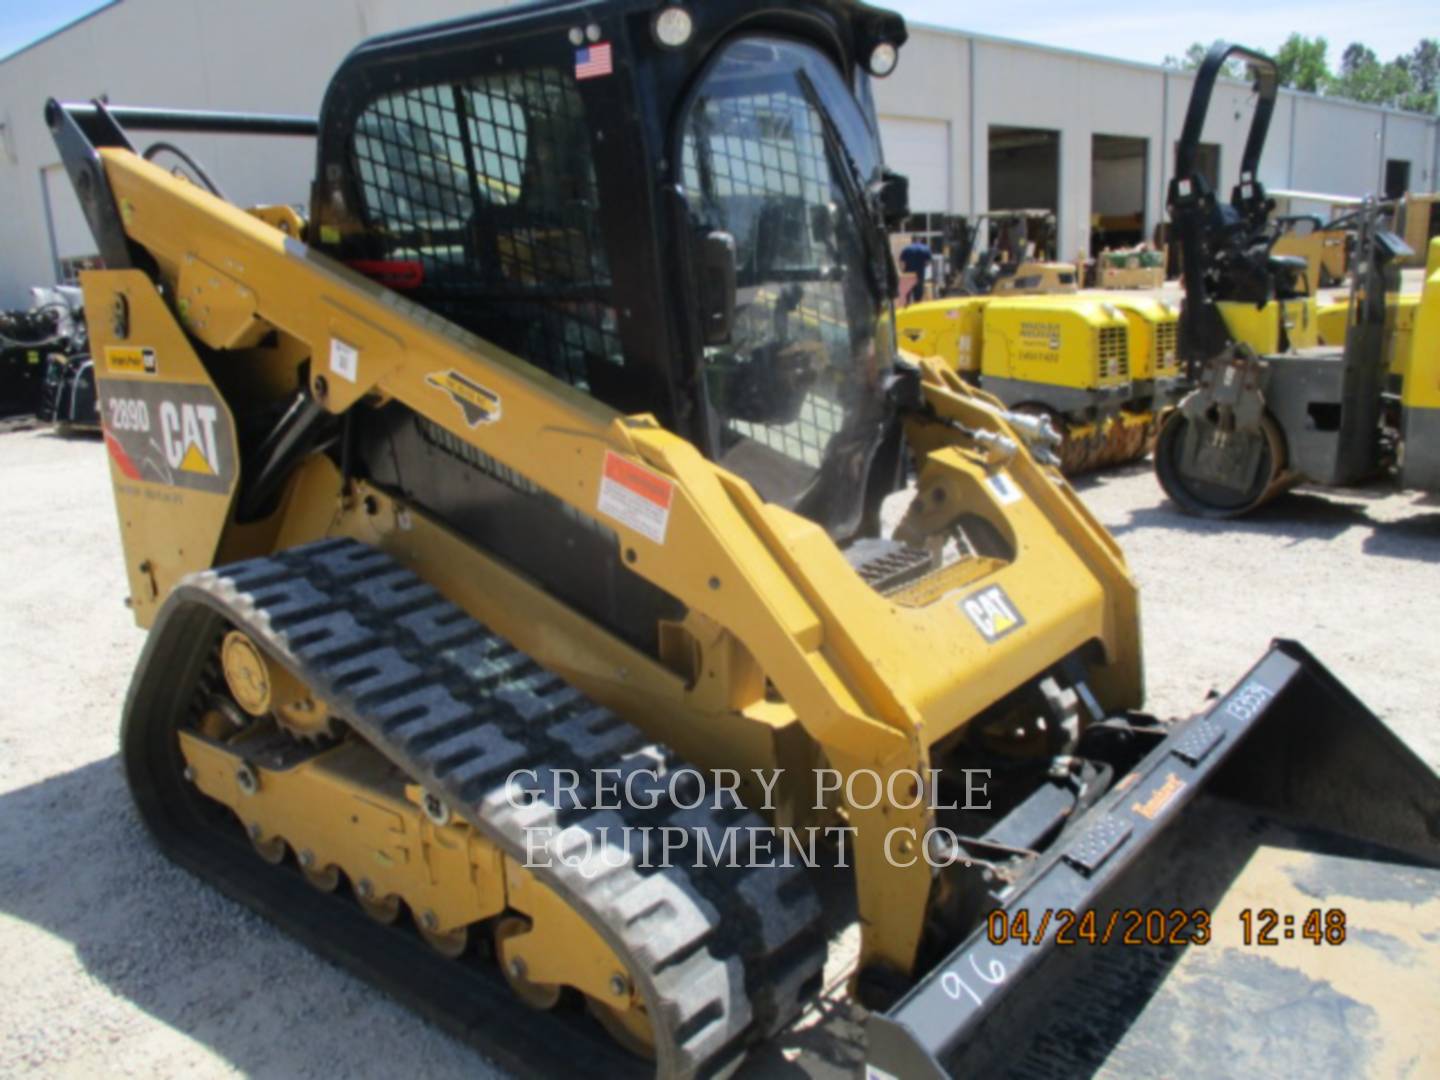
[{"left": 575, "top": 41, "right": 613, "bottom": 80}]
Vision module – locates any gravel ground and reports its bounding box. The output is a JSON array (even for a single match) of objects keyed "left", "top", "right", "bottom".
[{"left": 1, "top": 427, "right": 1436, "bottom": 1077}]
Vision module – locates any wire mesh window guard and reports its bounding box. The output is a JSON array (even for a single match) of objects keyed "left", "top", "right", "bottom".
[
  {"left": 351, "top": 68, "right": 621, "bottom": 395},
  {"left": 681, "top": 73, "right": 866, "bottom": 498}
]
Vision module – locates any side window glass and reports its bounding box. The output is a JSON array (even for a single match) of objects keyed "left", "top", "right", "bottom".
[
  {"left": 680, "top": 61, "right": 877, "bottom": 503},
  {"left": 354, "top": 85, "right": 472, "bottom": 235},
  {"left": 463, "top": 89, "right": 527, "bottom": 206}
]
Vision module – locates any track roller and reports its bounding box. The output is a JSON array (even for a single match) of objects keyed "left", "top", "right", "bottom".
[
  {"left": 298, "top": 851, "right": 341, "bottom": 893},
  {"left": 248, "top": 826, "right": 286, "bottom": 865},
  {"left": 355, "top": 881, "right": 402, "bottom": 925},
  {"left": 417, "top": 910, "right": 470, "bottom": 959},
  {"left": 495, "top": 915, "right": 563, "bottom": 1010}
]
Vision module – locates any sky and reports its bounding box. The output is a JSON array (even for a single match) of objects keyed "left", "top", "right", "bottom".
[
  {"left": 893, "top": 0, "right": 1434, "bottom": 69},
  {"left": 0, "top": 0, "right": 1433, "bottom": 67},
  {"left": 0, "top": 0, "right": 112, "bottom": 61}
]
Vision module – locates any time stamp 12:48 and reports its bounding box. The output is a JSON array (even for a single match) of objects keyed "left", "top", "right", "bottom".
[{"left": 985, "top": 907, "right": 1348, "bottom": 947}]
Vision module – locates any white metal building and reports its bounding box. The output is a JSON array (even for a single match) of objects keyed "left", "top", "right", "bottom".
[{"left": 0, "top": 0, "right": 1436, "bottom": 305}]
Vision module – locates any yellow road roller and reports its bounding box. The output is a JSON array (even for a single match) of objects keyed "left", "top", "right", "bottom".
[{"left": 1157, "top": 41, "right": 1440, "bottom": 515}]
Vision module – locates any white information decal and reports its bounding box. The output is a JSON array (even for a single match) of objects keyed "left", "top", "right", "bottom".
[
  {"left": 597, "top": 450, "right": 673, "bottom": 545},
  {"left": 987, "top": 470, "right": 1023, "bottom": 505},
  {"left": 329, "top": 338, "right": 360, "bottom": 383}
]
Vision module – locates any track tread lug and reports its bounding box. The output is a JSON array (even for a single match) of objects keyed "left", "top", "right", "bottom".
[
  {"left": 350, "top": 568, "right": 438, "bottom": 614},
  {"left": 396, "top": 603, "right": 482, "bottom": 648},
  {"left": 283, "top": 611, "right": 374, "bottom": 661},
  {"left": 550, "top": 707, "right": 645, "bottom": 763}
]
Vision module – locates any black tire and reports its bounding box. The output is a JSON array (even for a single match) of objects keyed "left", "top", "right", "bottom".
[{"left": 1154, "top": 409, "right": 1286, "bottom": 518}]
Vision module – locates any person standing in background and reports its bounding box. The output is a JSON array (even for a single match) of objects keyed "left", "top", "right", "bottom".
[{"left": 899, "top": 235, "right": 932, "bottom": 306}]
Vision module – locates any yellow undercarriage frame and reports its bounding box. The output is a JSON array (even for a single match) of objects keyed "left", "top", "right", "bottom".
[{"left": 179, "top": 710, "right": 656, "bottom": 1053}]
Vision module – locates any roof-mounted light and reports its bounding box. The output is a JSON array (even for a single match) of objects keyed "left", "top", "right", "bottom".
[
  {"left": 653, "top": 6, "right": 693, "bottom": 49},
  {"left": 867, "top": 41, "right": 899, "bottom": 78}
]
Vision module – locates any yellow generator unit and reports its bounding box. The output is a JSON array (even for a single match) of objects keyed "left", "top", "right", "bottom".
[
  {"left": 895, "top": 295, "right": 987, "bottom": 376},
  {"left": 900, "top": 294, "right": 1182, "bottom": 471},
  {"left": 898, "top": 296, "right": 1132, "bottom": 473},
  {"left": 1003, "top": 293, "right": 1182, "bottom": 469},
  {"left": 1091, "top": 296, "right": 1182, "bottom": 465},
  {"left": 48, "top": 11, "right": 1440, "bottom": 1080}
]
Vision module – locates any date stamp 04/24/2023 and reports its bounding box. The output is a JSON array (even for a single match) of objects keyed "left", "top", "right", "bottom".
[{"left": 984, "top": 907, "right": 1349, "bottom": 948}]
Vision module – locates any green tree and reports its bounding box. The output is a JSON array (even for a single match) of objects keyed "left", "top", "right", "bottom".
[
  {"left": 1407, "top": 38, "right": 1439, "bottom": 92},
  {"left": 1340, "top": 42, "right": 1376, "bottom": 78},
  {"left": 1274, "top": 34, "right": 1328, "bottom": 92},
  {"left": 1330, "top": 43, "right": 1417, "bottom": 108},
  {"left": 1162, "top": 36, "right": 1437, "bottom": 114},
  {"left": 1163, "top": 42, "right": 1244, "bottom": 79},
  {"left": 1401, "top": 38, "right": 1439, "bottom": 113}
]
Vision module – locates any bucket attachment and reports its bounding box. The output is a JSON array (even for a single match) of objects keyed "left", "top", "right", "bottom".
[{"left": 867, "top": 641, "right": 1440, "bottom": 1079}]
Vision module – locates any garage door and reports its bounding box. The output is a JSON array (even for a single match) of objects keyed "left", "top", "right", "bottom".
[{"left": 878, "top": 116, "right": 949, "bottom": 214}]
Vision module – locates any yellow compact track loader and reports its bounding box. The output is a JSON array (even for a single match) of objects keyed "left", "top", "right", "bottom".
[
  {"left": 1156, "top": 42, "right": 1440, "bottom": 515},
  {"left": 50, "top": 6, "right": 1439, "bottom": 1077}
]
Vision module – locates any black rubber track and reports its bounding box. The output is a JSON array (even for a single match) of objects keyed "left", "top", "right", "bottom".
[{"left": 120, "top": 538, "right": 826, "bottom": 1078}]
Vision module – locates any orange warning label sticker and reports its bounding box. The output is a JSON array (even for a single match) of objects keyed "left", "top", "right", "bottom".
[{"left": 597, "top": 451, "right": 673, "bottom": 544}]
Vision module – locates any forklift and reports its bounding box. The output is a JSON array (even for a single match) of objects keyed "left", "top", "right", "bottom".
[{"left": 939, "top": 210, "right": 1079, "bottom": 296}]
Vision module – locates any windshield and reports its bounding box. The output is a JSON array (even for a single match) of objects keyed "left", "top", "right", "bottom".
[{"left": 679, "top": 37, "right": 897, "bottom": 539}]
